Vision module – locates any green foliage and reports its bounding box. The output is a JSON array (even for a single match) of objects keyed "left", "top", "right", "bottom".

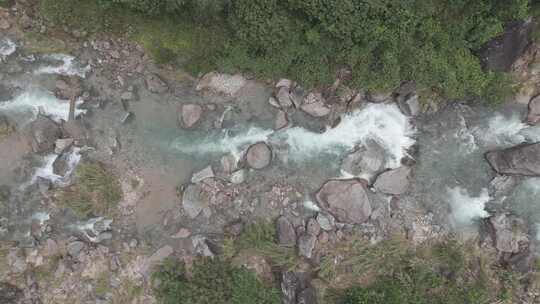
[
  {"left": 236, "top": 222, "right": 276, "bottom": 250},
  {"left": 58, "top": 162, "right": 122, "bottom": 217},
  {"left": 152, "top": 257, "right": 280, "bottom": 304},
  {"left": 333, "top": 238, "right": 515, "bottom": 304}
]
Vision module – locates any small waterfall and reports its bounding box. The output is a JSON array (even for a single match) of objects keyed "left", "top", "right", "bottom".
[
  {"left": 34, "top": 54, "right": 91, "bottom": 78},
  {"left": 473, "top": 114, "right": 540, "bottom": 148},
  {"left": 447, "top": 187, "right": 490, "bottom": 228},
  {"left": 30, "top": 147, "right": 82, "bottom": 186},
  {"left": 0, "top": 89, "right": 86, "bottom": 123}
]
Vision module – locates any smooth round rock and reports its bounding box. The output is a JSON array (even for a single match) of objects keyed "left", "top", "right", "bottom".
[{"left": 246, "top": 142, "right": 272, "bottom": 169}]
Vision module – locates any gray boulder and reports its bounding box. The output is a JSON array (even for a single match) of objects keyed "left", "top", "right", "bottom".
[
  {"left": 179, "top": 104, "right": 203, "bottom": 128},
  {"left": 374, "top": 166, "right": 411, "bottom": 195},
  {"left": 301, "top": 92, "right": 330, "bottom": 117},
  {"left": 485, "top": 143, "right": 540, "bottom": 176},
  {"left": 274, "top": 110, "right": 289, "bottom": 130},
  {"left": 297, "top": 233, "right": 316, "bottom": 259},
  {"left": 30, "top": 115, "right": 62, "bottom": 153},
  {"left": 145, "top": 73, "right": 168, "bottom": 94},
  {"left": 276, "top": 216, "right": 296, "bottom": 247},
  {"left": 67, "top": 241, "right": 85, "bottom": 257},
  {"left": 182, "top": 184, "right": 210, "bottom": 219},
  {"left": 246, "top": 142, "right": 272, "bottom": 169},
  {"left": 52, "top": 153, "right": 70, "bottom": 176},
  {"left": 527, "top": 95, "right": 540, "bottom": 125},
  {"left": 341, "top": 141, "right": 387, "bottom": 182},
  {"left": 316, "top": 179, "right": 371, "bottom": 224}
]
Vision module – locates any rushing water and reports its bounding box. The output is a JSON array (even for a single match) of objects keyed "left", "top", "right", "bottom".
[{"left": 1, "top": 34, "right": 540, "bottom": 245}]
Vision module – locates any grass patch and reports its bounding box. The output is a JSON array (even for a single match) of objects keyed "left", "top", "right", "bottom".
[
  {"left": 57, "top": 162, "right": 122, "bottom": 218},
  {"left": 324, "top": 237, "right": 522, "bottom": 304},
  {"left": 153, "top": 257, "right": 280, "bottom": 304}
]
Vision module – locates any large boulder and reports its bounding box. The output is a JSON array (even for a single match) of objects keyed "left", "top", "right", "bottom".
[
  {"left": 478, "top": 20, "right": 533, "bottom": 72},
  {"left": 276, "top": 216, "right": 296, "bottom": 247},
  {"left": 527, "top": 95, "right": 540, "bottom": 125},
  {"left": 373, "top": 166, "right": 411, "bottom": 195},
  {"left": 246, "top": 142, "right": 272, "bottom": 169},
  {"left": 341, "top": 141, "right": 387, "bottom": 182},
  {"left": 182, "top": 184, "right": 211, "bottom": 219},
  {"left": 300, "top": 92, "right": 330, "bottom": 117},
  {"left": 196, "top": 72, "right": 246, "bottom": 97},
  {"left": 54, "top": 76, "right": 83, "bottom": 100},
  {"left": 30, "top": 115, "right": 62, "bottom": 153},
  {"left": 179, "top": 104, "right": 203, "bottom": 128},
  {"left": 485, "top": 213, "right": 533, "bottom": 273},
  {"left": 485, "top": 143, "right": 540, "bottom": 176},
  {"left": 315, "top": 179, "right": 371, "bottom": 224}
]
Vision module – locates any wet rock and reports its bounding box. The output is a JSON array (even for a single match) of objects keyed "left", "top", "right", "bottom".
[
  {"left": 479, "top": 20, "right": 533, "bottom": 72},
  {"left": 274, "top": 110, "right": 289, "bottom": 130},
  {"left": 192, "top": 235, "right": 214, "bottom": 257},
  {"left": 301, "top": 92, "right": 330, "bottom": 117},
  {"left": 145, "top": 73, "right": 168, "bottom": 94},
  {"left": 268, "top": 97, "right": 280, "bottom": 108},
  {"left": 527, "top": 94, "right": 540, "bottom": 125},
  {"left": 367, "top": 91, "right": 392, "bottom": 103},
  {"left": 179, "top": 104, "right": 203, "bottom": 128},
  {"left": 30, "top": 115, "right": 62, "bottom": 153},
  {"left": 316, "top": 179, "right": 372, "bottom": 224},
  {"left": 221, "top": 154, "right": 237, "bottom": 174},
  {"left": 485, "top": 143, "right": 540, "bottom": 176},
  {"left": 120, "top": 111, "right": 134, "bottom": 124},
  {"left": 276, "top": 79, "right": 293, "bottom": 89},
  {"left": 281, "top": 272, "right": 300, "bottom": 304},
  {"left": 196, "top": 72, "right": 247, "bottom": 97},
  {"left": 54, "top": 76, "right": 82, "bottom": 99},
  {"left": 246, "top": 142, "right": 272, "bottom": 169},
  {"left": 54, "top": 138, "right": 73, "bottom": 154},
  {"left": 316, "top": 213, "right": 334, "bottom": 232},
  {"left": 486, "top": 213, "right": 534, "bottom": 273},
  {"left": 373, "top": 166, "right": 411, "bottom": 195},
  {"left": 297, "top": 233, "right": 316, "bottom": 259},
  {"left": 0, "top": 283, "right": 23, "bottom": 304},
  {"left": 67, "top": 241, "right": 85, "bottom": 257},
  {"left": 341, "top": 141, "right": 386, "bottom": 182},
  {"left": 52, "top": 152, "right": 69, "bottom": 176},
  {"left": 397, "top": 93, "right": 420, "bottom": 117},
  {"left": 182, "top": 184, "right": 210, "bottom": 219},
  {"left": 191, "top": 166, "right": 214, "bottom": 183},
  {"left": 306, "top": 218, "right": 321, "bottom": 236},
  {"left": 277, "top": 216, "right": 296, "bottom": 247},
  {"left": 276, "top": 86, "right": 294, "bottom": 108},
  {"left": 298, "top": 287, "right": 317, "bottom": 304},
  {"left": 230, "top": 169, "right": 246, "bottom": 184}
]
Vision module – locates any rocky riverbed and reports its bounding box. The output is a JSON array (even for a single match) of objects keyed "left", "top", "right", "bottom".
[{"left": 2, "top": 3, "right": 540, "bottom": 304}]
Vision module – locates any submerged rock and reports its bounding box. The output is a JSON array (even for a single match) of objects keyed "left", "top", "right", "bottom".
[
  {"left": 246, "top": 142, "right": 272, "bottom": 169},
  {"left": 485, "top": 143, "right": 540, "bottom": 176},
  {"left": 30, "top": 115, "right": 62, "bottom": 153},
  {"left": 274, "top": 110, "right": 289, "bottom": 130},
  {"left": 527, "top": 95, "right": 540, "bottom": 125},
  {"left": 316, "top": 179, "right": 371, "bottom": 224},
  {"left": 179, "top": 103, "right": 203, "bottom": 128},
  {"left": 54, "top": 138, "right": 74, "bottom": 154},
  {"left": 374, "top": 166, "right": 411, "bottom": 195}
]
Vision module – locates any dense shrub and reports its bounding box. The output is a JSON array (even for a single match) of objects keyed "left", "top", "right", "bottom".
[{"left": 152, "top": 257, "right": 280, "bottom": 304}]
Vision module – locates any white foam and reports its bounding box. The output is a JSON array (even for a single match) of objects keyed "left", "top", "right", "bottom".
[
  {"left": 173, "top": 127, "right": 273, "bottom": 160},
  {"left": 303, "top": 200, "right": 321, "bottom": 212},
  {"left": 31, "top": 212, "right": 50, "bottom": 225},
  {"left": 30, "top": 147, "right": 81, "bottom": 185},
  {"left": 0, "top": 37, "right": 16, "bottom": 57},
  {"left": 0, "top": 89, "right": 86, "bottom": 123},
  {"left": 35, "top": 54, "right": 90, "bottom": 78},
  {"left": 282, "top": 103, "right": 415, "bottom": 168},
  {"left": 454, "top": 114, "right": 478, "bottom": 154},
  {"left": 474, "top": 114, "right": 540, "bottom": 148},
  {"left": 448, "top": 187, "right": 490, "bottom": 228},
  {"left": 73, "top": 217, "right": 112, "bottom": 242}
]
